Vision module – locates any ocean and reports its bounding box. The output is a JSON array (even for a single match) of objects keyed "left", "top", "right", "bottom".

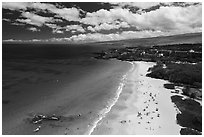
[{"left": 2, "top": 44, "right": 131, "bottom": 134}]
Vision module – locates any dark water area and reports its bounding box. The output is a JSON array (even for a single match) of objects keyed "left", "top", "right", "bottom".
[
  {"left": 2, "top": 43, "right": 124, "bottom": 105},
  {"left": 2, "top": 43, "right": 130, "bottom": 135},
  {"left": 2, "top": 43, "right": 113, "bottom": 91},
  {"left": 2, "top": 43, "right": 110, "bottom": 60}
]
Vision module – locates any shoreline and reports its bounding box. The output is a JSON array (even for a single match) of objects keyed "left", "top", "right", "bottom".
[
  {"left": 92, "top": 61, "right": 181, "bottom": 135},
  {"left": 87, "top": 61, "right": 134, "bottom": 135},
  {"left": 2, "top": 58, "right": 131, "bottom": 135}
]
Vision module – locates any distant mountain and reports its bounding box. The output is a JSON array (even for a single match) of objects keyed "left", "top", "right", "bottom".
[{"left": 89, "top": 32, "right": 202, "bottom": 47}]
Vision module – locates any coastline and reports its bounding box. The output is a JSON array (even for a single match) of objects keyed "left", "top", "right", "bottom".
[
  {"left": 92, "top": 61, "right": 181, "bottom": 135},
  {"left": 2, "top": 58, "right": 131, "bottom": 135},
  {"left": 3, "top": 56, "right": 201, "bottom": 135},
  {"left": 87, "top": 61, "right": 134, "bottom": 135}
]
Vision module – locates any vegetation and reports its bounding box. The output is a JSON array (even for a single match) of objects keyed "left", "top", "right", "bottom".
[
  {"left": 171, "top": 95, "right": 202, "bottom": 134},
  {"left": 163, "top": 83, "right": 175, "bottom": 89},
  {"left": 180, "top": 128, "right": 202, "bottom": 135},
  {"left": 95, "top": 43, "right": 202, "bottom": 63},
  {"left": 95, "top": 43, "right": 202, "bottom": 90},
  {"left": 146, "top": 62, "right": 202, "bottom": 88}
]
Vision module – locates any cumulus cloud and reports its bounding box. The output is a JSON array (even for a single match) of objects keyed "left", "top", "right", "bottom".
[
  {"left": 87, "top": 22, "right": 130, "bottom": 32},
  {"left": 44, "top": 23, "right": 64, "bottom": 33},
  {"left": 81, "top": 9, "right": 117, "bottom": 25},
  {"left": 45, "top": 23, "right": 85, "bottom": 34},
  {"left": 17, "top": 12, "right": 54, "bottom": 27},
  {"left": 81, "top": 4, "right": 202, "bottom": 34},
  {"left": 45, "top": 23, "right": 60, "bottom": 29},
  {"left": 2, "top": 2, "right": 202, "bottom": 42},
  {"left": 71, "top": 30, "right": 77, "bottom": 33},
  {"left": 30, "top": 3, "right": 82, "bottom": 22},
  {"left": 130, "top": 5, "right": 202, "bottom": 32},
  {"left": 29, "top": 2, "right": 56, "bottom": 11},
  {"left": 51, "top": 7, "right": 81, "bottom": 22},
  {"left": 65, "top": 25, "right": 85, "bottom": 33},
  {"left": 27, "top": 27, "right": 40, "bottom": 32},
  {"left": 3, "top": 2, "right": 82, "bottom": 22},
  {"left": 53, "top": 30, "right": 64, "bottom": 34},
  {"left": 87, "top": 26, "right": 96, "bottom": 32},
  {"left": 2, "top": 2, "right": 29, "bottom": 10}
]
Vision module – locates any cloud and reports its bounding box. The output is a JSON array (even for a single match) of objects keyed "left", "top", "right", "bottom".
[
  {"left": 27, "top": 27, "right": 40, "bottom": 32},
  {"left": 111, "top": 2, "right": 161, "bottom": 9},
  {"left": 2, "top": 2, "right": 202, "bottom": 42},
  {"left": 44, "top": 23, "right": 64, "bottom": 34},
  {"left": 81, "top": 9, "right": 115, "bottom": 25},
  {"left": 17, "top": 12, "right": 54, "bottom": 27},
  {"left": 65, "top": 25, "right": 85, "bottom": 33},
  {"left": 130, "top": 5, "right": 202, "bottom": 32},
  {"left": 11, "top": 22, "right": 26, "bottom": 26},
  {"left": 56, "top": 27, "right": 201, "bottom": 43},
  {"left": 2, "top": 2, "right": 57, "bottom": 12},
  {"left": 3, "top": 2, "right": 82, "bottom": 22},
  {"left": 2, "top": 18, "right": 11, "bottom": 22},
  {"left": 53, "top": 30, "right": 64, "bottom": 34},
  {"left": 87, "top": 22, "right": 130, "bottom": 32},
  {"left": 3, "top": 39, "right": 15, "bottom": 42},
  {"left": 3, "top": 39, "right": 22, "bottom": 42},
  {"left": 87, "top": 26, "right": 96, "bottom": 32},
  {"left": 30, "top": 3, "right": 82, "bottom": 22},
  {"left": 57, "top": 30, "right": 170, "bottom": 43},
  {"left": 45, "top": 23, "right": 85, "bottom": 34},
  {"left": 111, "top": 2, "right": 200, "bottom": 10},
  {"left": 81, "top": 4, "right": 202, "bottom": 34},
  {"left": 45, "top": 23, "right": 60, "bottom": 29},
  {"left": 11, "top": 22, "right": 25, "bottom": 26},
  {"left": 2, "top": 2, "right": 29, "bottom": 10},
  {"left": 31, "top": 39, "right": 42, "bottom": 42},
  {"left": 71, "top": 30, "right": 77, "bottom": 33},
  {"left": 29, "top": 2, "right": 56, "bottom": 11},
  {"left": 32, "top": 3, "right": 82, "bottom": 22},
  {"left": 51, "top": 7, "right": 81, "bottom": 22},
  {"left": 68, "top": 33, "right": 120, "bottom": 42}
]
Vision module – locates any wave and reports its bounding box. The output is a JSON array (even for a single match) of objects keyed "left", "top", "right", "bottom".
[{"left": 86, "top": 61, "right": 134, "bottom": 135}]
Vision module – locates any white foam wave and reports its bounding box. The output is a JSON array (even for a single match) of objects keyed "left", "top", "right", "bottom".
[{"left": 86, "top": 61, "right": 134, "bottom": 135}]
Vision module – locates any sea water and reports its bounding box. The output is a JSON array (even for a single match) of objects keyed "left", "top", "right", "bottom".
[{"left": 2, "top": 43, "right": 131, "bottom": 134}]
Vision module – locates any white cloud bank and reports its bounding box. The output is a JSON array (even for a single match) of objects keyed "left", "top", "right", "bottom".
[
  {"left": 2, "top": 2, "right": 202, "bottom": 42},
  {"left": 81, "top": 4, "right": 201, "bottom": 33},
  {"left": 53, "top": 30, "right": 173, "bottom": 42}
]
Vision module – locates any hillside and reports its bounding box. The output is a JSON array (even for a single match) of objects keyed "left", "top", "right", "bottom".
[{"left": 89, "top": 32, "right": 202, "bottom": 47}]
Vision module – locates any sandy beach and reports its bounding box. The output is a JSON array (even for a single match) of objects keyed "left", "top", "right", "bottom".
[{"left": 92, "top": 61, "right": 181, "bottom": 135}]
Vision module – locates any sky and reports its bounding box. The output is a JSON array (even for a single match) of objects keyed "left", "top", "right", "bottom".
[{"left": 2, "top": 2, "right": 202, "bottom": 43}]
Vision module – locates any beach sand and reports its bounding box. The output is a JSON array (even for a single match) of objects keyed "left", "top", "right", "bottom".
[
  {"left": 2, "top": 58, "right": 131, "bottom": 135},
  {"left": 92, "top": 61, "right": 181, "bottom": 135}
]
